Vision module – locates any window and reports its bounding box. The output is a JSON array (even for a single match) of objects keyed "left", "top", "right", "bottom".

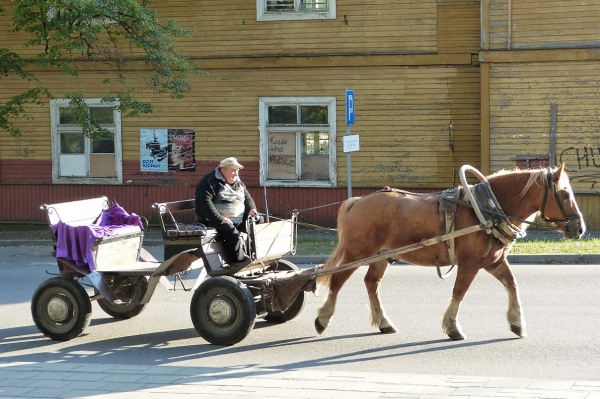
[
  {"left": 50, "top": 99, "right": 122, "bottom": 184},
  {"left": 257, "top": 0, "right": 336, "bottom": 21},
  {"left": 259, "top": 97, "right": 336, "bottom": 187}
]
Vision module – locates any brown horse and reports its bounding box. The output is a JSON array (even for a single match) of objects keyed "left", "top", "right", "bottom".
[{"left": 315, "top": 164, "right": 585, "bottom": 340}]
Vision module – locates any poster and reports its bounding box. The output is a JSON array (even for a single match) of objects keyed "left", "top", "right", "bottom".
[
  {"left": 140, "top": 129, "right": 195, "bottom": 172},
  {"left": 168, "top": 129, "right": 196, "bottom": 172}
]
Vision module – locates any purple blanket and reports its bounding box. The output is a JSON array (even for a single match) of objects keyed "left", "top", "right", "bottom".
[{"left": 53, "top": 203, "right": 144, "bottom": 271}]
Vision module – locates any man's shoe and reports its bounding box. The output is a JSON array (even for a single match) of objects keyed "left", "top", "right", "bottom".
[{"left": 228, "top": 255, "right": 251, "bottom": 269}]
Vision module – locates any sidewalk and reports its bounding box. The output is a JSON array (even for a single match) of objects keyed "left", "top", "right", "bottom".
[{"left": 2, "top": 361, "right": 600, "bottom": 399}]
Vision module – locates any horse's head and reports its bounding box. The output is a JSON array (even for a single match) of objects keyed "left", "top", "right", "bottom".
[{"left": 539, "top": 164, "right": 586, "bottom": 239}]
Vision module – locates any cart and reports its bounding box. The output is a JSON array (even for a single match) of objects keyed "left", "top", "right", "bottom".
[{"left": 31, "top": 197, "right": 309, "bottom": 345}]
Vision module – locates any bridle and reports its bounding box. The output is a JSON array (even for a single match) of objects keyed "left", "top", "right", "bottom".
[{"left": 540, "top": 170, "right": 582, "bottom": 225}]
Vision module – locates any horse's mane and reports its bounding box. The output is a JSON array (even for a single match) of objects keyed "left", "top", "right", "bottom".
[{"left": 488, "top": 166, "right": 557, "bottom": 199}]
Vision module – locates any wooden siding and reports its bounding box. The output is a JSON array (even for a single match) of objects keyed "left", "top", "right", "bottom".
[
  {"left": 437, "top": 0, "right": 481, "bottom": 54},
  {"left": 488, "top": 61, "right": 600, "bottom": 194},
  {"left": 2, "top": 63, "right": 480, "bottom": 188},
  {"left": 3, "top": 182, "right": 600, "bottom": 230},
  {"left": 577, "top": 194, "right": 600, "bottom": 231},
  {"left": 0, "top": 1, "right": 487, "bottom": 225},
  {"left": 488, "top": 0, "right": 600, "bottom": 50},
  {"left": 0, "top": 1, "right": 439, "bottom": 58},
  {"left": 0, "top": 182, "right": 419, "bottom": 227}
]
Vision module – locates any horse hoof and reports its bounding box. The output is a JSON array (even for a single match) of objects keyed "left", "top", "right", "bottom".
[
  {"left": 447, "top": 331, "right": 466, "bottom": 341},
  {"left": 315, "top": 318, "right": 326, "bottom": 334},
  {"left": 510, "top": 324, "right": 528, "bottom": 338},
  {"left": 380, "top": 326, "right": 398, "bottom": 334}
]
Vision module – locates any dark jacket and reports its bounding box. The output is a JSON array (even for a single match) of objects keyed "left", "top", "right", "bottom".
[{"left": 195, "top": 168, "right": 256, "bottom": 226}]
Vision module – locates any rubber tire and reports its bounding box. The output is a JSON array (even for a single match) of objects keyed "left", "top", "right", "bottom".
[
  {"left": 94, "top": 277, "right": 148, "bottom": 319},
  {"left": 264, "top": 259, "right": 307, "bottom": 323},
  {"left": 190, "top": 276, "right": 256, "bottom": 346},
  {"left": 31, "top": 277, "right": 92, "bottom": 341}
]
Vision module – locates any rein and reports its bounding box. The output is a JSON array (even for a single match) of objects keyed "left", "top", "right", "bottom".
[
  {"left": 384, "top": 187, "right": 560, "bottom": 231},
  {"left": 267, "top": 168, "right": 582, "bottom": 234}
]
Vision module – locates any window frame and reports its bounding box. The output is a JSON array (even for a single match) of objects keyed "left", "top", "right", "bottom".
[
  {"left": 259, "top": 96, "right": 337, "bottom": 188},
  {"left": 50, "top": 98, "right": 123, "bottom": 184},
  {"left": 256, "top": 0, "right": 336, "bottom": 21}
]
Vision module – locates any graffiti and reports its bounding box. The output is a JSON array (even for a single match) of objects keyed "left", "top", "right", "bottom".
[
  {"left": 269, "top": 155, "right": 295, "bottom": 167},
  {"left": 269, "top": 135, "right": 288, "bottom": 153},
  {"left": 559, "top": 146, "right": 600, "bottom": 170},
  {"left": 131, "top": 171, "right": 177, "bottom": 185},
  {"left": 14, "top": 147, "right": 35, "bottom": 158},
  {"left": 559, "top": 146, "right": 600, "bottom": 191}
]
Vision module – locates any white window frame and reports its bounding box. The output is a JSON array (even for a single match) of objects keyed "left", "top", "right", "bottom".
[
  {"left": 50, "top": 98, "right": 123, "bottom": 184},
  {"left": 257, "top": 0, "right": 336, "bottom": 21},
  {"left": 259, "top": 96, "right": 337, "bottom": 187}
]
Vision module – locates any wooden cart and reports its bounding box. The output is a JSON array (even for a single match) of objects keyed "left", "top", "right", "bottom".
[{"left": 31, "top": 197, "right": 307, "bottom": 345}]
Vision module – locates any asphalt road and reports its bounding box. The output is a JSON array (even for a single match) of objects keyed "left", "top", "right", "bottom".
[{"left": 1, "top": 245, "right": 600, "bottom": 381}]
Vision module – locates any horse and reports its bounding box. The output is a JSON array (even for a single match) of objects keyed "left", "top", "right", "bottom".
[{"left": 315, "top": 164, "right": 585, "bottom": 340}]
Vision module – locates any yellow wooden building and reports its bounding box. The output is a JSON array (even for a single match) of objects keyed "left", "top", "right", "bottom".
[
  {"left": 1, "top": 0, "right": 598, "bottom": 229},
  {"left": 480, "top": 0, "right": 600, "bottom": 229}
]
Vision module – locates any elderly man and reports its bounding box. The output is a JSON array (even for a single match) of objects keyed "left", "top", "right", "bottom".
[{"left": 195, "top": 157, "right": 259, "bottom": 268}]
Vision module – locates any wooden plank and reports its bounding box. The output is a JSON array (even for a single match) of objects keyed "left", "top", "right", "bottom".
[
  {"left": 94, "top": 236, "right": 143, "bottom": 271},
  {"left": 487, "top": 0, "right": 600, "bottom": 49}
]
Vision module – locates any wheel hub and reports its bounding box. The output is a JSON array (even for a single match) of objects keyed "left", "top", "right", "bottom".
[
  {"left": 47, "top": 296, "right": 72, "bottom": 323},
  {"left": 209, "top": 298, "right": 232, "bottom": 324}
]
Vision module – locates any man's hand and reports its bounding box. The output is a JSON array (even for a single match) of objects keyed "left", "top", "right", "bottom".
[
  {"left": 248, "top": 209, "right": 258, "bottom": 217},
  {"left": 221, "top": 217, "right": 233, "bottom": 225}
]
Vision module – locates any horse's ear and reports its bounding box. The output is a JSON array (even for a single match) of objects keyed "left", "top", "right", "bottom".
[{"left": 553, "top": 163, "right": 566, "bottom": 182}]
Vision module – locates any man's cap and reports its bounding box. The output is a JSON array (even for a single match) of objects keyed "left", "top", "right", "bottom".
[{"left": 219, "top": 157, "right": 244, "bottom": 169}]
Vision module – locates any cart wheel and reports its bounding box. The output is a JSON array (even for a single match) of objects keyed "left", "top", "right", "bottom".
[
  {"left": 94, "top": 276, "right": 148, "bottom": 319},
  {"left": 264, "top": 259, "right": 307, "bottom": 323},
  {"left": 31, "top": 277, "right": 92, "bottom": 341},
  {"left": 190, "top": 276, "right": 256, "bottom": 345}
]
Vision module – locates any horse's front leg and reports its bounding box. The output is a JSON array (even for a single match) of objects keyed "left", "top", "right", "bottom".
[
  {"left": 315, "top": 268, "right": 356, "bottom": 334},
  {"left": 485, "top": 260, "right": 527, "bottom": 338},
  {"left": 442, "top": 266, "right": 478, "bottom": 340},
  {"left": 365, "top": 259, "right": 397, "bottom": 333}
]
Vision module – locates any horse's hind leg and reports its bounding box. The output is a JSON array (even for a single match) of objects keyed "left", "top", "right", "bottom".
[
  {"left": 365, "top": 259, "right": 397, "bottom": 333},
  {"left": 485, "top": 260, "right": 527, "bottom": 338},
  {"left": 315, "top": 268, "right": 357, "bottom": 334},
  {"left": 442, "top": 266, "right": 478, "bottom": 340}
]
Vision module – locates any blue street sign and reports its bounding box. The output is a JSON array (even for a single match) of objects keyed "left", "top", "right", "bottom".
[{"left": 346, "top": 89, "right": 355, "bottom": 125}]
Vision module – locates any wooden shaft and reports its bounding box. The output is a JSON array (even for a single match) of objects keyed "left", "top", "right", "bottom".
[{"left": 311, "top": 223, "right": 489, "bottom": 279}]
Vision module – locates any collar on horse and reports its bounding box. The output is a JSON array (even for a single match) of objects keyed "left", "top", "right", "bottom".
[
  {"left": 434, "top": 180, "right": 523, "bottom": 279},
  {"left": 469, "top": 182, "right": 526, "bottom": 245}
]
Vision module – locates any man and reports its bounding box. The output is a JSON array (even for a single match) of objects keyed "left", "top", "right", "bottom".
[{"left": 195, "top": 157, "right": 259, "bottom": 268}]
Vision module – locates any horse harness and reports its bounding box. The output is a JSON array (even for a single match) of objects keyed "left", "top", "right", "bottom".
[
  {"left": 437, "top": 182, "right": 526, "bottom": 278},
  {"left": 437, "top": 170, "right": 581, "bottom": 278}
]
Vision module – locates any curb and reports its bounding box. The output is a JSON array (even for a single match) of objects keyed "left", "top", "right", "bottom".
[{"left": 2, "top": 239, "right": 599, "bottom": 264}]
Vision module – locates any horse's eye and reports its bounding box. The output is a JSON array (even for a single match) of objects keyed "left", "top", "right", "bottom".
[{"left": 562, "top": 193, "right": 570, "bottom": 200}]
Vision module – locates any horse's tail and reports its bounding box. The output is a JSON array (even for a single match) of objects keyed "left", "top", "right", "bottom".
[{"left": 317, "top": 196, "right": 361, "bottom": 289}]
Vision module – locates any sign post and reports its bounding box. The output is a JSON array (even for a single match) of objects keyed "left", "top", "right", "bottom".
[{"left": 345, "top": 88, "right": 358, "bottom": 198}]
